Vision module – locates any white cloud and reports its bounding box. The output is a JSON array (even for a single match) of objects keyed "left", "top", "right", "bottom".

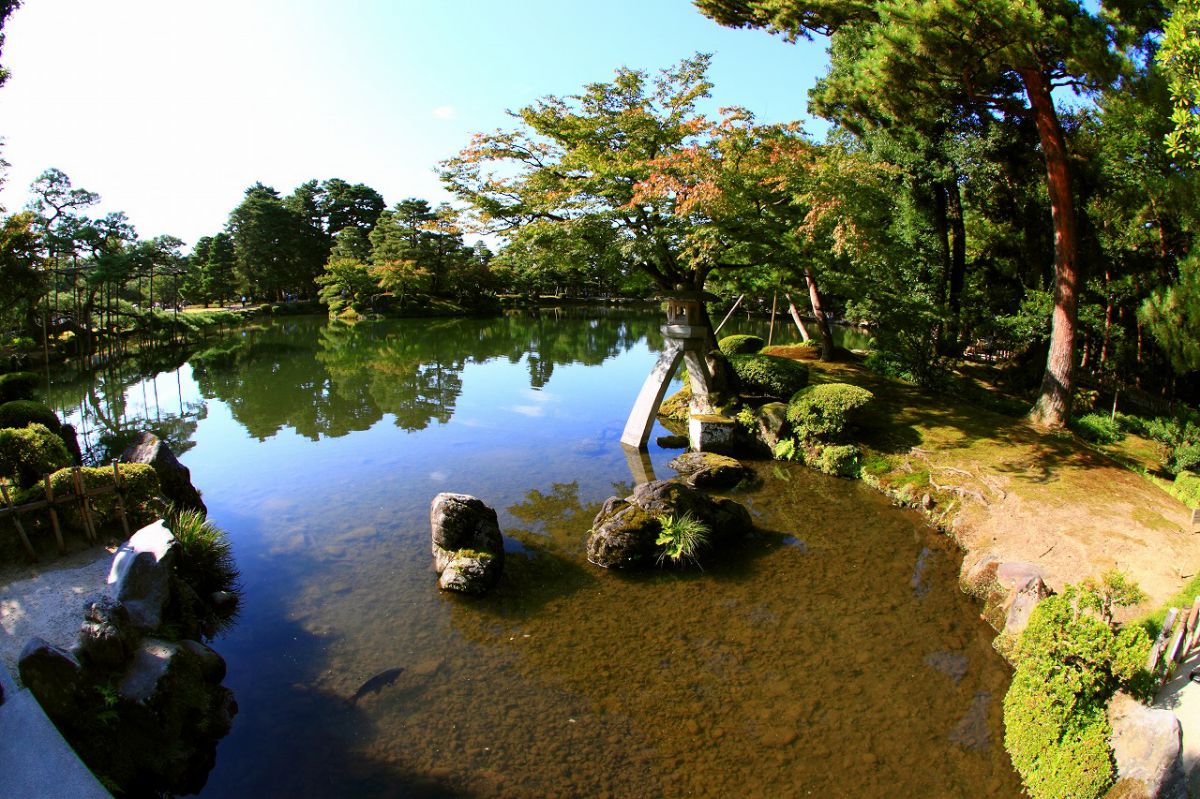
[{"left": 432, "top": 105, "right": 458, "bottom": 120}]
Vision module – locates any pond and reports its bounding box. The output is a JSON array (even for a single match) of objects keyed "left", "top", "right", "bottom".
[{"left": 48, "top": 309, "right": 1019, "bottom": 798}]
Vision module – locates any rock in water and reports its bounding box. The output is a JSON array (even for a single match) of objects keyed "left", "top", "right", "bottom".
[
  {"left": 668, "top": 451, "right": 750, "bottom": 489},
  {"left": 586, "top": 479, "right": 754, "bottom": 569},
  {"left": 430, "top": 493, "right": 504, "bottom": 594},
  {"left": 121, "top": 431, "right": 206, "bottom": 514},
  {"left": 109, "top": 520, "right": 178, "bottom": 632}
]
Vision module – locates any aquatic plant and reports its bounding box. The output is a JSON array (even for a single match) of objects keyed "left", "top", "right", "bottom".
[
  {"left": 729, "top": 353, "right": 809, "bottom": 399},
  {"left": 167, "top": 507, "right": 241, "bottom": 599},
  {"left": 654, "top": 512, "right": 710, "bottom": 567},
  {"left": 717, "top": 334, "right": 764, "bottom": 356},
  {"left": 786, "top": 383, "right": 874, "bottom": 442},
  {"left": 1002, "top": 573, "right": 1152, "bottom": 799}
]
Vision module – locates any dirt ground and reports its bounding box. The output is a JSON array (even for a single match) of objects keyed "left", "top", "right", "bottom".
[{"left": 801, "top": 357, "right": 1199, "bottom": 616}]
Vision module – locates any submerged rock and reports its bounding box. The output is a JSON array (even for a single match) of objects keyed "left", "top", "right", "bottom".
[
  {"left": 121, "top": 431, "right": 206, "bottom": 514},
  {"left": 586, "top": 479, "right": 754, "bottom": 569},
  {"left": 668, "top": 451, "right": 750, "bottom": 490},
  {"left": 430, "top": 493, "right": 504, "bottom": 594}
]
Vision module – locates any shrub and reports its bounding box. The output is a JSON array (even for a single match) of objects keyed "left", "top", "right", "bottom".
[
  {"left": 786, "top": 383, "right": 875, "bottom": 442},
  {"left": 0, "top": 424, "right": 72, "bottom": 489},
  {"left": 0, "top": 371, "right": 38, "bottom": 403},
  {"left": 18, "top": 463, "right": 161, "bottom": 533},
  {"left": 814, "top": 444, "right": 861, "bottom": 477},
  {"left": 1113, "top": 412, "right": 1150, "bottom": 437},
  {"left": 729, "top": 354, "right": 809, "bottom": 399},
  {"left": 1174, "top": 471, "right": 1200, "bottom": 508},
  {"left": 1071, "top": 412, "right": 1123, "bottom": 445},
  {"left": 717, "top": 334, "right": 765, "bottom": 356},
  {"left": 654, "top": 512, "right": 710, "bottom": 567},
  {"left": 0, "top": 400, "right": 61, "bottom": 433},
  {"left": 166, "top": 507, "right": 240, "bottom": 598},
  {"left": 1002, "top": 574, "right": 1152, "bottom": 799}
]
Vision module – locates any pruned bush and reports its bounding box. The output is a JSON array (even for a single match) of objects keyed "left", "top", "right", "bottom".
[
  {"left": 718, "top": 334, "right": 765, "bottom": 356},
  {"left": 0, "top": 424, "right": 72, "bottom": 489},
  {"left": 0, "top": 400, "right": 61, "bottom": 433},
  {"left": 813, "top": 444, "right": 861, "bottom": 478},
  {"left": 1002, "top": 574, "right": 1152, "bottom": 799},
  {"left": 1071, "top": 413, "right": 1123, "bottom": 445},
  {"left": 0, "top": 371, "right": 38, "bottom": 403},
  {"left": 786, "top": 383, "right": 874, "bottom": 442},
  {"left": 729, "top": 354, "right": 809, "bottom": 399},
  {"left": 17, "top": 463, "right": 162, "bottom": 533},
  {"left": 1174, "top": 471, "right": 1200, "bottom": 508}
]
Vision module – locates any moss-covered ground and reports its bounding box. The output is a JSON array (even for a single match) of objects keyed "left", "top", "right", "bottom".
[{"left": 763, "top": 349, "right": 1198, "bottom": 616}]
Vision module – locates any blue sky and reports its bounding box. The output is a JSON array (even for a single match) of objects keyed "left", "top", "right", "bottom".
[{"left": 0, "top": 0, "right": 829, "bottom": 247}]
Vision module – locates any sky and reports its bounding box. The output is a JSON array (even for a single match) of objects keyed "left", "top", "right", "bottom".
[{"left": 0, "top": 0, "right": 830, "bottom": 249}]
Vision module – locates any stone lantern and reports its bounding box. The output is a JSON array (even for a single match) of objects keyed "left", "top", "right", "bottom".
[{"left": 620, "top": 290, "right": 724, "bottom": 451}]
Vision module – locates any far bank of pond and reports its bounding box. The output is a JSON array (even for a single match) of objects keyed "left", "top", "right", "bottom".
[{"left": 46, "top": 310, "right": 1020, "bottom": 797}]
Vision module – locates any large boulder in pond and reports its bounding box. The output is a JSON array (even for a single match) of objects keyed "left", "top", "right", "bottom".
[
  {"left": 668, "top": 451, "right": 750, "bottom": 490},
  {"left": 430, "top": 493, "right": 504, "bottom": 594},
  {"left": 121, "top": 432, "right": 206, "bottom": 514},
  {"left": 586, "top": 479, "right": 753, "bottom": 569}
]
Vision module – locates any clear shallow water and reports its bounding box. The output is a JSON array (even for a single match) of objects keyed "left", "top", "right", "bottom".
[{"left": 47, "top": 310, "right": 1019, "bottom": 798}]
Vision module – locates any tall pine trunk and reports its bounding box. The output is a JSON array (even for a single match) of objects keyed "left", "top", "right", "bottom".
[{"left": 1020, "top": 68, "right": 1080, "bottom": 429}]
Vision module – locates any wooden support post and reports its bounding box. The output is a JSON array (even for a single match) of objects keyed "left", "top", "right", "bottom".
[
  {"left": 768, "top": 292, "right": 777, "bottom": 346},
  {"left": 42, "top": 475, "right": 65, "bottom": 554},
  {"left": 110, "top": 461, "right": 130, "bottom": 538},
  {"left": 72, "top": 467, "right": 97, "bottom": 544},
  {"left": 1, "top": 480, "right": 36, "bottom": 561},
  {"left": 1165, "top": 613, "right": 1189, "bottom": 675},
  {"left": 1187, "top": 596, "right": 1200, "bottom": 656},
  {"left": 713, "top": 294, "right": 744, "bottom": 336},
  {"left": 784, "top": 293, "right": 811, "bottom": 342},
  {"left": 1148, "top": 608, "right": 1179, "bottom": 674}
]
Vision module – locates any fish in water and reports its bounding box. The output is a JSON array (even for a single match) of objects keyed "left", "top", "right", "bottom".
[{"left": 348, "top": 667, "right": 404, "bottom": 705}]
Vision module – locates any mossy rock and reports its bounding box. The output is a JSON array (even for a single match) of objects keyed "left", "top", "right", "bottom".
[
  {"left": 718, "top": 334, "right": 765, "bottom": 356},
  {"left": 729, "top": 354, "right": 809, "bottom": 400},
  {"left": 658, "top": 384, "right": 691, "bottom": 422},
  {"left": 812, "top": 444, "right": 861, "bottom": 478},
  {"left": 0, "top": 400, "right": 61, "bottom": 433},
  {"left": 668, "top": 451, "right": 750, "bottom": 489},
  {"left": 0, "top": 372, "right": 38, "bottom": 403},
  {"left": 0, "top": 424, "right": 72, "bottom": 489},
  {"left": 786, "top": 383, "right": 874, "bottom": 442}
]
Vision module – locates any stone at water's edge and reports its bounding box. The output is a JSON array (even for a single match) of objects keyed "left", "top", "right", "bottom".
[
  {"left": 754, "top": 402, "right": 790, "bottom": 452},
  {"left": 430, "top": 493, "right": 504, "bottom": 594},
  {"left": 586, "top": 479, "right": 754, "bottom": 569},
  {"left": 121, "top": 431, "right": 206, "bottom": 514},
  {"left": 109, "top": 520, "right": 178, "bottom": 632},
  {"left": 17, "top": 638, "right": 82, "bottom": 719},
  {"left": 688, "top": 413, "right": 737, "bottom": 454},
  {"left": 1108, "top": 692, "right": 1187, "bottom": 799},
  {"left": 77, "top": 597, "right": 132, "bottom": 670},
  {"left": 668, "top": 451, "right": 750, "bottom": 490}
]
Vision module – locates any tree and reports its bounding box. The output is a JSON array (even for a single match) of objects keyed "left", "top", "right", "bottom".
[
  {"left": 227, "top": 183, "right": 309, "bottom": 301},
  {"left": 697, "top": 0, "right": 1125, "bottom": 426},
  {"left": 442, "top": 54, "right": 762, "bottom": 337},
  {"left": 0, "top": 0, "right": 20, "bottom": 89},
  {"left": 1159, "top": 0, "right": 1200, "bottom": 163}
]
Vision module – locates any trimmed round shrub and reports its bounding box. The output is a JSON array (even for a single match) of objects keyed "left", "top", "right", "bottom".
[
  {"left": 786, "top": 383, "right": 875, "bottom": 441},
  {"left": 20, "top": 463, "right": 161, "bottom": 533},
  {"left": 729, "top": 354, "right": 809, "bottom": 399},
  {"left": 0, "top": 400, "right": 61, "bottom": 433},
  {"left": 718, "top": 334, "right": 765, "bottom": 357},
  {"left": 0, "top": 371, "right": 38, "bottom": 403},
  {"left": 814, "top": 444, "right": 860, "bottom": 477},
  {"left": 0, "top": 424, "right": 72, "bottom": 488},
  {"left": 1071, "top": 412, "right": 1122, "bottom": 445}
]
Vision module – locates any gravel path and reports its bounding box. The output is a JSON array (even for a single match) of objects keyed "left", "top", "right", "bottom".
[{"left": 0, "top": 547, "right": 116, "bottom": 678}]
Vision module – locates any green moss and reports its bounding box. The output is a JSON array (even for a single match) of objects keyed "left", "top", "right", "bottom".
[
  {"left": 0, "top": 424, "right": 72, "bottom": 489},
  {"left": 450, "top": 548, "right": 495, "bottom": 562},
  {"left": 1172, "top": 470, "right": 1200, "bottom": 508},
  {"left": 786, "top": 383, "right": 874, "bottom": 442},
  {"left": 860, "top": 453, "right": 894, "bottom": 477},
  {"left": 717, "top": 334, "right": 765, "bottom": 356},
  {"left": 658, "top": 385, "right": 691, "bottom": 422},
  {"left": 729, "top": 354, "right": 809, "bottom": 399},
  {"left": 0, "top": 400, "right": 61, "bottom": 433},
  {"left": 0, "top": 371, "right": 38, "bottom": 403},
  {"left": 814, "top": 444, "right": 861, "bottom": 478}
]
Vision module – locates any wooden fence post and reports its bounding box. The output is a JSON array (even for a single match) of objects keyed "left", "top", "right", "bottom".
[
  {"left": 42, "top": 475, "right": 65, "bottom": 554},
  {"left": 110, "top": 461, "right": 130, "bottom": 538},
  {"left": 0, "top": 479, "right": 36, "bottom": 561}
]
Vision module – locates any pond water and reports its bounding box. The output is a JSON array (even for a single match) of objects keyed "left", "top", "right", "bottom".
[{"left": 48, "top": 309, "right": 1019, "bottom": 798}]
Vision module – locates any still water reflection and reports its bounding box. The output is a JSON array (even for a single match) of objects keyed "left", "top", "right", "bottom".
[{"left": 49, "top": 310, "right": 1017, "bottom": 798}]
